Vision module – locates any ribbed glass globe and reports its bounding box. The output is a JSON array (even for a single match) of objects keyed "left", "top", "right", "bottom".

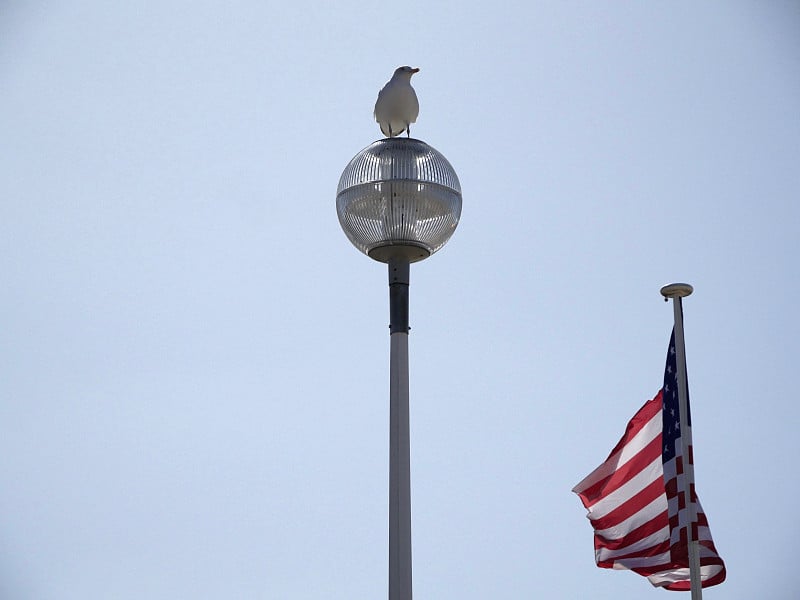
[{"left": 337, "top": 138, "right": 462, "bottom": 263}]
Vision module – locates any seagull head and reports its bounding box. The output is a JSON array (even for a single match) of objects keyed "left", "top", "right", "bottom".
[{"left": 393, "top": 66, "right": 420, "bottom": 79}]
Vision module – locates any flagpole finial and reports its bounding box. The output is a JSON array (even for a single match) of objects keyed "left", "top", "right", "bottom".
[{"left": 660, "top": 283, "right": 693, "bottom": 301}]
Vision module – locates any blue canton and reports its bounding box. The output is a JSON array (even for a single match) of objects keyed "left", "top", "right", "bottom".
[{"left": 661, "top": 329, "right": 691, "bottom": 462}]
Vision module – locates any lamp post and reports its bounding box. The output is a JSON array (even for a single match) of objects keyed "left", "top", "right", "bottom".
[{"left": 337, "top": 137, "right": 462, "bottom": 600}]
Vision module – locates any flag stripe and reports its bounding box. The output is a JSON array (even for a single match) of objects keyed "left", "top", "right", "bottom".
[
  {"left": 588, "top": 464, "right": 664, "bottom": 530},
  {"left": 594, "top": 496, "right": 667, "bottom": 545},
  {"left": 573, "top": 401, "right": 661, "bottom": 496},
  {"left": 580, "top": 434, "right": 664, "bottom": 507},
  {"left": 583, "top": 455, "right": 663, "bottom": 522}
]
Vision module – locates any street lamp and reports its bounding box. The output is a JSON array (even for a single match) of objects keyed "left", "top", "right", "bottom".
[{"left": 337, "top": 137, "right": 462, "bottom": 600}]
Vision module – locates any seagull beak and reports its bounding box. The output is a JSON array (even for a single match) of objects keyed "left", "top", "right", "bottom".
[{"left": 411, "top": 67, "right": 420, "bottom": 73}]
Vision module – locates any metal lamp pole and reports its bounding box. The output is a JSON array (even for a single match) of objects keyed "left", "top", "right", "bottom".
[
  {"left": 388, "top": 257, "right": 412, "bottom": 600},
  {"left": 337, "top": 138, "right": 462, "bottom": 600}
]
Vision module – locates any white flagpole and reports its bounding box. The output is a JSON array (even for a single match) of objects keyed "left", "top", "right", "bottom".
[{"left": 661, "top": 283, "right": 702, "bottom": 599}]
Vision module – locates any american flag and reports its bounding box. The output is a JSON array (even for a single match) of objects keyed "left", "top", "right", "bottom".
[{"left": 572, "top": 330, "right": 726, "bottom": 590}]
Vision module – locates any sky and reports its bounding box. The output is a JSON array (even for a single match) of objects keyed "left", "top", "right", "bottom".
[{"left": 1, "top": 2, "right": 799, "bottom": 598}]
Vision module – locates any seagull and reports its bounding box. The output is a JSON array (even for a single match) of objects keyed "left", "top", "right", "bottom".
[{"left": 374, "top": 66, "right": 420, "bottom": 138}]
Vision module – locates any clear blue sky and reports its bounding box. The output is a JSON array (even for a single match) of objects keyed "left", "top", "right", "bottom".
[{"left": 2, "top": 2, "right": 798, "bottom": 598}]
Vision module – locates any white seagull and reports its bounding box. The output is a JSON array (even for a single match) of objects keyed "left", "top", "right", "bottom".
[{"left": 374, "top": 66, "right": 420, "bottom": 138}]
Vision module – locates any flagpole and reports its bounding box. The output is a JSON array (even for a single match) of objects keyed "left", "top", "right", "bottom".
[{"left": 660, "top": 283, "right": 702, "bottom": 599}]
